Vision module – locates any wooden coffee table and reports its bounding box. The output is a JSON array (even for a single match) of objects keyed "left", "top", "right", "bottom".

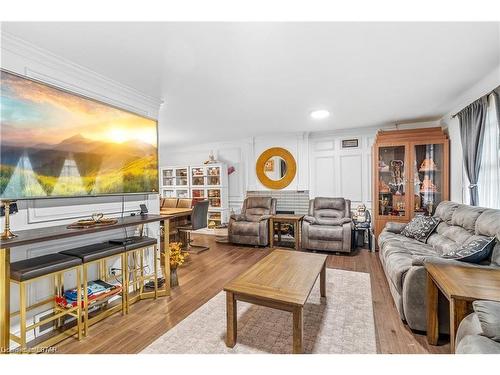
[
  {"left": 426, "top": 262, "right": 500, "bottom": 352},
  {"left": 223, "top": 249, "right": 328, "bottom": 353}
]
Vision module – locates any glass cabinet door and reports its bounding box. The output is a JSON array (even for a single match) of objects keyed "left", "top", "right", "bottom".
[
  {"left": 207, "top": 188, "right": 221, "bottom": 208},
  {"left": 377, "top": 145, "right": 407, "bottom": 217},
  {"left": 411, "top": 143, "right": 444, "bottom": 216},
  {"left": 162, "top": 169, "right": 174, "bottom": 186},
  {"left": 207, "top": 166, "right": 221, "bottom": 186},
  {"left": 191, "top": 167, "right": 205, "bottom": 186},
  {"left": 175, "top": 168, "right": 188, "bottom": 186},
  {"left": 176, "top": 189, "right": 189, "bottom": 198},
  {"left": 191, "top": 188, "right": 206, "bottom": 203},
  {"left": 162, "top": 189, "right": 175, "bottom": 198}
]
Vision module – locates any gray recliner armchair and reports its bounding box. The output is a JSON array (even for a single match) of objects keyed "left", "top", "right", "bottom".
[
  {"left": 301, "top": 197, "right": 353, "bottom": 253},
  {"left": 228, "top": 197, "right": 277, "bottom": 246}
]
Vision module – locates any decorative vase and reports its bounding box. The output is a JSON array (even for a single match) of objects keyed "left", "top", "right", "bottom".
[{"left": 170, "top": 267, "right": 179, "bottom": 287}]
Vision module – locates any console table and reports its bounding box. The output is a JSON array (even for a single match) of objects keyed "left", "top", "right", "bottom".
[
  {"left": 0, "top": 214, "right": 172, "bottom": 354},
  {"left": 426, "top": 262, "right": 500, "bottom": 353}
]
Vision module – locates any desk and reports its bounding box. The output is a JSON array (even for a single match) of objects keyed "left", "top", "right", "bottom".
[
  {"left": 159, "top": 207, "right": 192, "bottom": 218},
  {"left": 269, "top": 214, "right": 304, "bottom": 250},
  {"left": 0, "top": 214, "right": 171, "bottom": 354},
  {"left": 426, "top": 262, "right": 500, "bottom": 353}
]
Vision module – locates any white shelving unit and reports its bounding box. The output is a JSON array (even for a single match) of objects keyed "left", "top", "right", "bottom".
[
  {"left": 160, "top": 166, "right": 190, "bottom": 198},
  {"left": 160, "top": 163, "right": 229, "bottom": 226}
]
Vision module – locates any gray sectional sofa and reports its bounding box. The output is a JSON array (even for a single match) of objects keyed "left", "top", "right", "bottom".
[{"left": 378, "top": 201, "right": 500, "bottom": 334}]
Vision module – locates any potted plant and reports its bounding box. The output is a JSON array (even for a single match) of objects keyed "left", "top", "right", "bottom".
[{"left": 169, "top": 242, "right": 189, "bottom": 287}]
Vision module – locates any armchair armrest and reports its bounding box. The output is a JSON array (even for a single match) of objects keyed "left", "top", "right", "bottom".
[
  {"left": 258, "top": 214, "right": 272, "bottom": 222},
  {"left": 385, "top": 222, "right": 407, "bottom": 234},
  {"left": 230, "top": 214, "right": 247, "bottom": 222},
  {"left": 411, "top": 255, "right": 496, "bottom": 269},
  {"left": 316, "top": 217, "right": 352, "bottom": 226},
  {"left": 303, "top": 215, "right": 317, "bottom": 224}
]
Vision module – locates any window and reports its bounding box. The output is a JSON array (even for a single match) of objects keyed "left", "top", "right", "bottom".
[{"left": 478, "top": 93, "right": 500, "bottom": 209}]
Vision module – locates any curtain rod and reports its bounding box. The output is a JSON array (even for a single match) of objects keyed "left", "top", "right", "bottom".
[{"left": 451, "top": 89, "right": 498, "bottom": 118}]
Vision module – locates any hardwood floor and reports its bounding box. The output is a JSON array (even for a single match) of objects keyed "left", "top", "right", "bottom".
[{"left": 55, "top": 234, "right": 450, "bottom": 354}]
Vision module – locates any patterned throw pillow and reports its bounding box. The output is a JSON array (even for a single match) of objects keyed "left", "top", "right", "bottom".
[
  {"left": 442, "top": 236, "right": 496, "bottom": 264},
  {"left": 401, "top": 215, "right": 441, "bottom": 243}
]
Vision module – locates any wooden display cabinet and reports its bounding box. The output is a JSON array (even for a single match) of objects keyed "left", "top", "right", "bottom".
[{"left": 372, "top": 127, "right": 449, "bottom": 244}]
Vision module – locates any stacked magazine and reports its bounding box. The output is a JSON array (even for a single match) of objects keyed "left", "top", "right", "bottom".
[{"left": 56, "top": 280, "right": 122, "bottom": 308}]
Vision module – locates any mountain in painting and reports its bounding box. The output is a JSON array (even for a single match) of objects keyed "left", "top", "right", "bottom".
[{"left": 0, "top": 134, "right": 158, "bottom": 198}]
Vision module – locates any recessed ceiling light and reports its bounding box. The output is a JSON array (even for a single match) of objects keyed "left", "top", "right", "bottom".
[{"left": 310, "top": 109, "right": 330, "bottom": 120}]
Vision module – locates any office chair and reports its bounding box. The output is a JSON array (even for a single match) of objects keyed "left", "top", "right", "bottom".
[{"left": 177, "top": 200, "right": 210, "bottom": 254}]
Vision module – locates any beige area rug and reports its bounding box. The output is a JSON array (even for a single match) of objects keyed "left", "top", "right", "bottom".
[
  {"left": 193, "top": 227, "right": 228, "bottom": 236},
  {"left": 142, "top": 269, "right": 377, "bottom": 354}
]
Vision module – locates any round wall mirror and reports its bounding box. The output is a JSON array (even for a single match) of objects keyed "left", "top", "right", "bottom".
[{"left": 256, "top": 147, "right": 297, "bottom": 189}]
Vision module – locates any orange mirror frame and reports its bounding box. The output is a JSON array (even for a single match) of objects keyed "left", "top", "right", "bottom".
[{"left": 255, "top": 147, "right": 297, "bottom": 190}]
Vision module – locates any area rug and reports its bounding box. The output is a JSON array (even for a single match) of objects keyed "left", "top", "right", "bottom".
[{"left": 142, "top": 269, "right": 377, "bottom": 354}]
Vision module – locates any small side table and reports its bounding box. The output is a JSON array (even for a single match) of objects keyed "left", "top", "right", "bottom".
[
  {"left": 352, "top": 221, "right": 373, "bottom": 252},
  {"left": 425, "top": 262, "right": 500, "bottom": 353},
  {"left": 269, "top": 214, "right": 304, "bottom": 250}
]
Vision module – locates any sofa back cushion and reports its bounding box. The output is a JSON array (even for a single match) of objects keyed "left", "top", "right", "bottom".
[
  {"left": 430, "top": 201, "right": 500, "bottom": 264},
  {"left": 311, "top": 197, "right": 350, "bottom": 220},
  {"left": 450, "top": 205, "right": 487, "bottom": 233},
  {"left": 243, "top": 197, "right": 275, "bottom": 221},
  {"left": 433, "top": 201, "right": 459, "bottom": 224}
]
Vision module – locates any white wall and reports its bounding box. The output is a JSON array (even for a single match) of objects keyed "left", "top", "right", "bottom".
[
  {"left": 160, "top": 121, "right": 443, "bottom": 213},
  {"left": 1, "top": 32, "right": 163, "bottom": 344}
]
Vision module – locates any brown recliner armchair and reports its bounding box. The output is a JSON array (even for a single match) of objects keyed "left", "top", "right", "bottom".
[
  {"left": 228, "top": 197, "right": 277, "bottom": 246},
  {"left": 301, "top": 197, "right": 353, "bottom": 253}
]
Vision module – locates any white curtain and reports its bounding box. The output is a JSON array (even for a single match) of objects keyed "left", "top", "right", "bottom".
[{"left": 478, "top": 93, "right": 500, "bottom": 208}]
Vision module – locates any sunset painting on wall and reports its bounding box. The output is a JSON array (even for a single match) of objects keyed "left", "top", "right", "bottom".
[{"left": 0, "top": 70, "right": 158, "bottom": 199}]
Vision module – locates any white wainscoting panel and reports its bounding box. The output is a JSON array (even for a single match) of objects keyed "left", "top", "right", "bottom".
[
  {"left": 339, "top": 154, "right": 363, "bottom": 202},
  {"left": 314, "top": 156, "right": 336, "bottom": 197}
]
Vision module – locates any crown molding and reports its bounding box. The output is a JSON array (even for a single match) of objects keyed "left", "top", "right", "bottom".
[{"left": 1, "top": 31, "right": 164, "bottom": 115}]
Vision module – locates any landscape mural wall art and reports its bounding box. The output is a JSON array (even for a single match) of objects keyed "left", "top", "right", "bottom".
[{"left": 0, "top": 70, "right": 159, "bottom": 200}]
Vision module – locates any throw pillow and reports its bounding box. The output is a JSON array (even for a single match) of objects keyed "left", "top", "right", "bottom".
[
  {"left": 400, "top": 215, "right": 441, "bottom": 243},
  {"left": 442, "top": 236, "right": 496, "bottom": 264}
]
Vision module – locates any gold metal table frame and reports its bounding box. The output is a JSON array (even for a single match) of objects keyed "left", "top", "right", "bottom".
[{"left": 0, "top": 214, "right": 172, "bottom": 354}]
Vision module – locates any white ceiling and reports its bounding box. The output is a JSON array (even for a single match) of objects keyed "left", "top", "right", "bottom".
[{"left": 2, "top": 22, "right": 500, "bottom": 146}]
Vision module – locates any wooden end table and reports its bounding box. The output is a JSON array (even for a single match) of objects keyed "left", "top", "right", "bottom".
[
  {"left": 425, "top": 262, "right": 500, "bottom": 353},
  {"left": 269, "top": 214, "right": 304, "bottom": 250},
  {"left": 224, "top": 249, "right": 327, "bottom": 354}
]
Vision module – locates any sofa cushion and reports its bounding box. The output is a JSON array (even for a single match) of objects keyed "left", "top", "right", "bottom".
[
  {"left": 313, "top": 197, "right": 346, "bottom": 219},
  {"left": 314, "top": 197, "right": 345, "bottom": 211},
  {"left": 427, "top": 221, "right": 474, "bottom": 255},
  {"left": 473, "top": 300, "right": 500, "bottom": 342},
  {"left": 433, "top": 201, "right": 459, "bottom": 224},
  {"left": 475, "top": 209, "right": 500, "bottom": 238},
  {"left": 442, "top": 236, "right": 495, "bottom": 264},
  {"left": 230, "top": 221, "right": 259, "bottom": 237},
  {"left": 308, "top": 225, "right": 343, "bottom": 241},
  {"left": 491, "top": 242, "right": 500, "bottom": 267},
  {"left": 379, "top": 234, "right": 436, "bottom": 293},
  {"left": 400, "top": 216, "right": 440, "bottom": 243},
  {"left": 246, "top": 197, "right": 272, "bottom": 210},
  {"left": 450, "top": 205, "right": 487, "bottom": 233},
  {"left": 455, "top": 334, "right": 500, "bottom": 354}
]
